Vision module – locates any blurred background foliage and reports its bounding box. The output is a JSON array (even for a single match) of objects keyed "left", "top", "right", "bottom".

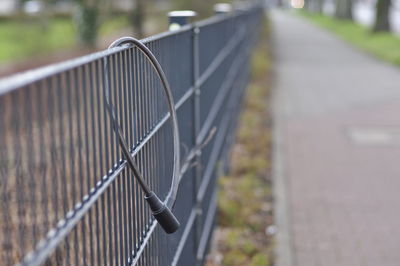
[
  {"left": 0, "top": 0, "right": 233, "bottom": 73},
  {"left": 302, "top": 0, "right": 391, "bottom": 32},
  {"left": 300, "top": 0, "right": 400, "bottom": 66}
]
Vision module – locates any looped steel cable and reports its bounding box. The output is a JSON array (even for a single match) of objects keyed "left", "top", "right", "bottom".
[{"left": 104, "top": 37, "right": 181, "bottom": 233}]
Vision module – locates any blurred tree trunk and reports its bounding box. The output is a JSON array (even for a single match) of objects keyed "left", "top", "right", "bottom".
[
  {"left": 304, "top": 0, "right": 312, "bottom": 11},
  {"left": 373, "top": 0, "right": 391, "bottom": 32},
  {"left": 335, "top": 0, "right": 353, "bottom": 20},
  {"left": 303, "top": 0, "right": 322, "bottom": 13},
  {"left": 39, "top": 0, "right": 52, "bottom": 31},
  {"left": 74, "top": 0, "right": 99, "bottom": 47},
  {"left": 314, "top": 0, "right": 323, "bottom": 13},
  {"left": 131, "top": 0, "right": 145, "bottom": 39}
]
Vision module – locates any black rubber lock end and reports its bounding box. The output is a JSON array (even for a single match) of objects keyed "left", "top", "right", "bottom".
[{"left": 145, "top": 192, "right": 180, "bottom": 234}]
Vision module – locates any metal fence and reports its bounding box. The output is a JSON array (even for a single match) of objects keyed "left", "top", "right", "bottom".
[{"left": 0, "top": 4, "right": 263, "bottom": 266}]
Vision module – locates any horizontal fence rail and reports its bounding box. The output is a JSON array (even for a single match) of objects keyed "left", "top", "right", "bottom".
[{"left": 0, "top": 4, "right": 264, "bottom": 266}]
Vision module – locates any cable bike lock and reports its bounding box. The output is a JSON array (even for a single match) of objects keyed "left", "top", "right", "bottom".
[{"left": 104, "top": 37, "right": 180, "bottom": 234}]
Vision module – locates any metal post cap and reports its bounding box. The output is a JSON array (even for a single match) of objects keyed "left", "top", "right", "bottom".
[
  {"left": 167, "top": 10, "right": 197, "bottom": 17},
  {"left": 168, "top": 10, "right": 197, "bottom": 30},
  {"left": 214, "top": 3, "right": 233, "bottom": 14}
]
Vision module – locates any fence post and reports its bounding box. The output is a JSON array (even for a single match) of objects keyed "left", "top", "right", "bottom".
[
  {"left": 191, "top": 22, "right": 204, "bottom": 265},
  {"left": 168, "top": 10, "right": 197, "bottom": 31}
]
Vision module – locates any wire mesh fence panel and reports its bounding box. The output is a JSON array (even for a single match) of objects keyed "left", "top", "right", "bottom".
[{"left": 0, "top": 4, "right": 264, "bottom": 266}]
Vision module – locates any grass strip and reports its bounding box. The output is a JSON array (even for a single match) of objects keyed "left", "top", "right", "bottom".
[
  {"left": 207, "top": 15, "right": 274, "bottom": 266},
  {"left": 300, "top": 11, "right": 400, "bottom": 66},
  {"left": 0, "top": 16, "right": 130, "bottom": 63}
]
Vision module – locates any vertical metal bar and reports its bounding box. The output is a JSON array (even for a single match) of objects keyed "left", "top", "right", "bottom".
[
  {"left": 107, "top": 185, "right": 114, "bottom": 266},
  {"left": 149, "top": 42, "right": 154, "bottom": 130},
  {"left": 143, "top": 48, "right": 151, "bottom": 233},
  {"left": 138, "top": 51, "right": 143, "bottom": 140},
  {"left": 114, "top": 53, "right": 122, "bottom": 169},
  {"left": 0, "top": 134, "right": 9, "bottom": 260},
  {"left": 64, "top": 72, "right": 74, "bottom": 265},
  {"left": 25, "top": 83, "right": 38, "bottom": 245},
  {"left": 96, "top": 59, "right": 107, "bottom": 266},
  {"left": 0, "top": 93, "right": 11, "bottom": 266},
  {"left": 132, "top": 49, "right": 139, "bottom": 259},
  {"left": 127, "top": 168, "right": 134, "bottom": 261},
  {"left": 88, "top": 62, "right": 97, "bottom": 265},
  {"left": 116, "top": 51, "right": 125, "bottom": 266},
  {"left": 125, "top": 47, "right": 134, "bottom": 262},
  {"left": 80, "top": 66, "right": 88, "bottom": 265},
  {"left": 153, "top": 41, "right": 160, "bottom": 199},
  {"left": 139, "top": 51, "right": 146, "bottom": 234},
  {"left": 144, "top": 52, "right": 150, "bottom": 231},
  {"left": 122, "top": 169, "right": 128, "bottom": 265},
  {"left": 81, "top": 215, "right": 87, "bottom": 265},
  {"left": 37, "top": 80, "right": 50, "bottom": 234},
  {"left": 82, "top": 65, "right": 91, "bottom": 199},
  {"left": 106, "top": 67, "right": 115, "bottom": 262},
  {"left": 136, "top": 49, "right": 145, "bottom": 244},
  {"left": 111, "top": 55, "right": 120, "bottom": 266},
  {"left": 47, "top": 77, "right": 59, "bottom": 224},
  {"left": 191, "top": 24, "right": 203, "bottom": 264},
  {"left": 133, "top": 49, "right": 140, "bottom": 254},
  {"left": 144, "top": 46, "right": 149, "bottom": 137},
  {"left": 109, "top": 55, "right": 116, "bottom": 171},
  {"left": 121, "top": 50, "right": 130, "bottom": 265},
  {"left": 65, "top": 233, "right": 71, "bottom": 265},
  {"left": 74, "top": 68, "right": 85, "bottom": 201},
  {"left": 101, "top": 192, "right": 107, "bottom": 265},
  {"left": 147, "top": 44, "right": 153, "bottom": 199},
  {"left": 66, "top": 70, "right": 77, "bottom": 215},
  {"left": 111, "top": 181, "right": 119, "bottom": 265}
]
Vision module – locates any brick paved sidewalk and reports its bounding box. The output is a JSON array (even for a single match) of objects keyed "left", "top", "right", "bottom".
[{"left": 272, "top": 10, "right": 400, "bottom": 266}]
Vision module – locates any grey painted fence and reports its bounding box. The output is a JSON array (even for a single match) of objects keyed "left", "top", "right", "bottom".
[{"left": 0, "top": 4, "right": 263, "bottom": 266}]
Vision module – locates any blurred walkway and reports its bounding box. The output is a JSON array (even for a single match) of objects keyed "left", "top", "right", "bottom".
[{"left": 272, "top": 10, "right": 400, "bottom": 266}]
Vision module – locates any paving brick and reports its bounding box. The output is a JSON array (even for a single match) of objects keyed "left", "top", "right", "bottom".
[{"left": 272, "top": 10, "right": 400, "bottom": 266}]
